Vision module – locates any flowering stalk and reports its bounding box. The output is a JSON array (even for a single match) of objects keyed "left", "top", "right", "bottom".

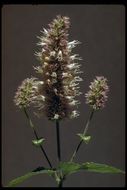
[
  {"left": 70, "top": 109, "right": 94, "bottom": 162},
  {"left": 85, "top": 76, "right": 109, "bottom": 110},
  {"left": 70, "top": 76, "right": 109, "bottom": 162},
  {"left": 14, "top": 78, "right": 52, "bottom": 168}
]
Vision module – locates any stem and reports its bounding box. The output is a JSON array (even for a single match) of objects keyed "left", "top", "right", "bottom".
[
  {"left": 58, "top": 179, "right": 63, "bottom": 188},
  {"left": 23, "top": 108, "right": 52, "bottom": 169},
  {"left": 70, "top": 109, "right": 94, "bottom": 162},
  {"left": 56, "top": 120, "right": 61, "bottom": 162},
  {"left": 58, "top": 173, "right": 65, "bottom": 188}
]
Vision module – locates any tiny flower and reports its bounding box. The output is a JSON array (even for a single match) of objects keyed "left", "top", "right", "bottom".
[
  {"left": 70, "top": 54, "right": 82, "bottom": 61},
  {"left": 51, "top": 72, "right": 57, "bottom": 78},
  {"left": 53, "top": 114, "right": 60, "bottom": 120},
  {"left": 85, "top": 76, "right": 109, "bottom": 110},
  {"left": 68, "top": 40, "right": 81, "bottom": 49},
  {"left": 50, "top": 51, "right": 56, "bottom": 57},
  {"left": 33, "top": 66, "right": 43, "bottom": 74},
  {"left": 70, "top": 110, "right": 80, "bottom": 118},
  {"left": 57, "top": 50, "right": 63, "bottom": 61},
  {"left": 62, "top": 72, "right": 69, "bottom": 78},
  {"left": 69, "top": 100, "right": 80, "bottom": 106},
  {"left": 41, "top": 28, "right": 48, "bottom": 35}
]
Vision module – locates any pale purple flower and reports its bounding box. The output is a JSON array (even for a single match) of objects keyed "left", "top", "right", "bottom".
[
  {"left": 85, "top": 76, "right": 109, "bottom": 110},
  {"left": 14, "top": 78, "right": 45, "bottom": 109},
  {"left": 34, "top": 15, "right": 83, "bottom": 120}
]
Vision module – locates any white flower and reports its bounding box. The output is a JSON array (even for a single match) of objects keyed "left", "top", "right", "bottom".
[
  {"left": 34, "top": 52, "right": 42, "bottom": 59},
  {"left": 43, "top": 62, "right": 48, "bottom": 67},
  {"left": 70, "top": 54, "right": 82, "bottom": 61},
  {"left": 69, "top": 100, "right": 80, "bottom": 106},
  {"left": 70, "top": 110, "right": 79, "bottom": 118},
  {"left": 51, "top": 72, "right": 57, "bottom": 78},
  {"left": 50, "top": 51, "right": 56, "bottom": 57},
  {"left": 68, "top": 40, "right": 81, "bottom": 49},
  {"left": 62, "top": 72, "right": 68, "bottom": 78},
  {"left": 41, "top": 28, "right": 48, "bottom": 35},
  {"left": 66, "top": 96, "right": 74, "bottom": 100},
  {"left": 37, "top": 95, "right": 45, "bottom": 101},
  {"left": 57, "top": 50, "right": 63, "bottom": 61},
  {"left": 67, "top": 63, "right": 81, "bottom": 70},
  {"left": 73, "top": 76, "right": 83, "bottom": 82},
  {"left": 53, "top": 114, "right": 59, "bottom": 120},
  {"left": 33, "top": 66, "right": 43, "bottom": 74}
]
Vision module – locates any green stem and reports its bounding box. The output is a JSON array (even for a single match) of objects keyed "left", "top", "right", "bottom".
[
  {"left": 23, "top": 108, "right": 52, "bottom": 169},
  {"left": 56, "top": 120, "right": 61, "bottom": 162},
  {"left": 70, "top": 109, "right": 94, "bottom": 162}
]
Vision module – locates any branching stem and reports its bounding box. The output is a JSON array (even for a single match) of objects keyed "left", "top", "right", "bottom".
[
  {"left": 70, "top": 109, "right": 94, "bottom": 162},
  {"left": 23, "top": 107, "right": 52, "bottom": 169}
]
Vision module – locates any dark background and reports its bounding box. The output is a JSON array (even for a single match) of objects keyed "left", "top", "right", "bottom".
[{"left": 2, "top": 5, "right": 125, "bottom": 187}]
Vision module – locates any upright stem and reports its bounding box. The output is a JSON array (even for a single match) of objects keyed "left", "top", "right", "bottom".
[
  {"left": 56, "top": 120, "right": 61, "bottom": 162},
  {"left": 59, "top": 179, "right": 63, "bottom": 188},
  {"left": 23, "top": 108, "right": 52, "bottom": 169},
  {"left": 70, "top": 109, "right": 94, "bottom": 162}
]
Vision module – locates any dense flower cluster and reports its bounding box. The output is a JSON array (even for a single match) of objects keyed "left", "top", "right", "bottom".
[
  {"left": 34, "top": 15, "right": 82, "bottom": 120},
  {"left": 85, "top": 76, "right": 109, "bottom": 110},
  {"left": 14, "top": 78, "right": 46, "bottom": 109},
  {"left": 14, "top": 15, "right": 82, "bottom": 120},
  {"left": 14, "top": 78, "right": 39, "bottom": 108}
]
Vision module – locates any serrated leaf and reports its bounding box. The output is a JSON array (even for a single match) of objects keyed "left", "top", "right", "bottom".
[
  {"left": 77, "top": 133, "right": 91, "bottom": 144},
  {"left": 81, "top": 162, "right": 125, "bottom": 174},
  {"left": 32, "top": 138, "right": 45, "bottom": 147},
  {"left": 6, "top": 168, "right": 55, "bottom": 187},
  {"left": 58, "top": 162, "right": 81, "bottom": 175}
]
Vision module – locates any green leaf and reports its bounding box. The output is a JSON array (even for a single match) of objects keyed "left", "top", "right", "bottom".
[
  {"left": 6, "top": 168, "right": 55, "bottom": 187},
  {"left": 77, "top": 133, "right": 91, "bottom": 144},
  {"left": 58, "top": 162, "right": 81, "bottom": 175},
  {"left": 32, "top": 138, "right": 45, "bottom": 147},
  {"left": 81, "top": 162, "right": 125, "bottom": 174},
  {"left": 6, "top": 162, "right": 125, "bottom": 187},
  {"left": 58, "top": 161, "right": 125, "bottom": 177}
]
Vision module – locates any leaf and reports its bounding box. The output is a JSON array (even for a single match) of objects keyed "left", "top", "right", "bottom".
[
  {"left": 6, "top": 162, "right": 125, "bottom": 187},
  {"left": 58, "top": 161, "right": 125, "bottom": 177},
  {"left": 58, "top": 162, "right": 81, "bottom": 175},
  {"left": 6, "top": 168, "right": 55, "bottom": 187},
  {"left": 77, "top": 133, "right": 91, "bottom": 144},
  {"left": 81, "top": 162, "right": 125, "bottom": 174},
  {"left": 32, "top": 138, "right": 45, "bottom": 147}
]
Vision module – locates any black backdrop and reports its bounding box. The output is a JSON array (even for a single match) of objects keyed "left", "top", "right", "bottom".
[{"left": 2, "top": 4, "right": 125, "bottom": 187}]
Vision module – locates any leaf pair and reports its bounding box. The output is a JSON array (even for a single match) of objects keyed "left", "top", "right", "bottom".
[
  {"left": 6, "top": 162, "right": 125, "bottom": 187},
  {"left": 32, "top": 138, "right": 45, "bottom": 147},
  {"left": 77, "top": 133, "right": 91, "bottom": 144}
]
